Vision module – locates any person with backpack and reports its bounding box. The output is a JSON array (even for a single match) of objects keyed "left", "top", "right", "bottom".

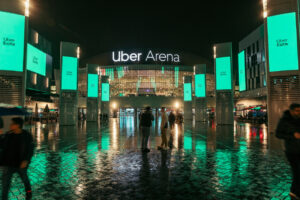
[
  {"left": 140, "top": 107, "right": 154, "bottom": 153},
  {"left": 276, "top": 103, "right": 300, "bottom": 200},
  {"left": 0, "top": 117, "right": 35, "bottom": 200},
  {"left": 168, "top": 110, "right": 176, "bottom": 130}
]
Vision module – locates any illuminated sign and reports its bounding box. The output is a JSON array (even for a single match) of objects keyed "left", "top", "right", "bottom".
[
  {"left": 101, "top": 83, "right": 110, "bottom": 102},
  {"left": 112, "top": 50, "right": 180, "bottom": 63},
  {"left": 216, "top": 56, "right": 232, "bottom": 90},
  {"left": 26, "top": 44, "right": 46, "bottom": 76},
  {"left": 267, "top": 12, "right": 299, "bottom": 72},
  {"left": 0, "top": 11, "right": 25, "bottom": 72},
  {"left": 184, "top": 83, "right": 192, "bottom": 101},
  {"left": 238, "top": 51, "right": 246, "bottom": 91},
  {"left": 61, "top": 56, "right": 78, "bottom": 90},
  {"left": 195, "top": 74, "right": 206, "bottom": 98},
  {"left": 88, "top": 74, "right": 98, "bottom": 98}
]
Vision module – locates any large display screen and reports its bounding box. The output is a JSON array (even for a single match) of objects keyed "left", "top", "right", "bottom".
[
  {"left": 26, "top": 44, "right": 46, "bottom": 76},
  {"left": 184, "top": 83, "right": 192, "bottom": 101},
  {"left": 267, "top": 12, "right": 299, "bottom": 72},
  {"left": 0, "top": 11, "right": 25, "bottom": 72},
  {"left": 238, "top": 51, "right": 246, "bottom": 91},
  {"left": 101, "top": 83, "right": 110, "bottom": 102},
  {"left": 216, "top": 56, "right": 232, "bottom": 90},
  {"left": 88, "top": 74, "right": 99, "bottom": 98},
  {"left": 61, "top": 56, "right": 78, "bottom": 90},
  {"left": 195, "top": 74, "right": 206, "bottom": 98}
]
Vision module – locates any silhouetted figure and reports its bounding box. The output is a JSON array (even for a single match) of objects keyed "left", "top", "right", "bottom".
[
  {"left": 158, "top": 107, "right": 168, "bottom": 150},
  {"left": 168, "top": 111, "right": 175, "bottom": 130},
  {"left": 276, "top": 103, "right": 300, "bottom": 199},
  {"left": 0, "top": 117, "right": 34, "bottom": 200},
  {"left": 176, "top": 110, "right": 183, "bottom": 124},
  {"left": 140, "top": 106, "right": 154, "bottom": 153}
]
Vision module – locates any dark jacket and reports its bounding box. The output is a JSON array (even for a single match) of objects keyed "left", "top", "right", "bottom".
[
  {"left": 140, "top": 111, "right": 154, "bottom": 127},
  {"left": 0, "top": 130, "right": 35, "bottom": 167},
  {"left": 168, "top": 112, "right": 176, "bottom": 123},
  {"left": 276, "top": 110, "right": 300, "bottom": 154}
]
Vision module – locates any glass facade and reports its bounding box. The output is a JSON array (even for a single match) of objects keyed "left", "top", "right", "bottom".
[{"left": 98, "top": 65, "right": 194, "bottom": 97}]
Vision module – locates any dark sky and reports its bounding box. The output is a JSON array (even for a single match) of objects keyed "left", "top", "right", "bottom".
[{"left": 29, "top": 0, "right": 263, "bottom": 60}]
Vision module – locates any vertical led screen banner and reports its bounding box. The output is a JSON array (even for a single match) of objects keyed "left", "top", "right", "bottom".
[
  {"left": 101, "top": 83, "right": 110, "bottom": 102},
  {"left": 0, "top": 11, "right": 25, "bottom": 72},
  {"left": 267, "top": 12, "right": 299, "bottom": 72},
  {"left": 61, "top": 56, "right": 78, "bottom": 90},
  {"left": 184, "top": 83, "right": 192, "bottom": 101},
  {"left": 216, "top": 56, "right": 232, "bottom": 90},
  {"left": 26, "top": 44, "right": 47, "bottom": 76},
  {"left": 88, "top": 74, "right": 99, "bottom": 98},
  {"left": 195, "top": 74, "right": 206, "bottom": 98},
  {"left": 238, "top": 51, "right": 246, "bottom": 92}
]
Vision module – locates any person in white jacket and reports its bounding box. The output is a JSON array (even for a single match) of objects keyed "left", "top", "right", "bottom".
[{"left": 158, "top": 107, "right": 168, "bottom": 150}]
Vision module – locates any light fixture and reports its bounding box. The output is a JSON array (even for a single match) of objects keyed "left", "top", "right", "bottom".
[
  {"left": 174, "top": 102, "right": 180, "bottom": 109},
  {"left": 76, "top": 47, "right": 80, "bottom": 58},
  {"left": 262, "top": 0, "right": 267, "bottom": 18},
  {"left": 213, "top": 46, "right": 217, "bottom": 59},
  {"left": 25, "top": 0, "right": 30, "bottom": 17}
]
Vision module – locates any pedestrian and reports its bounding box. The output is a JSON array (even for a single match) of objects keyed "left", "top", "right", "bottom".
[
  {"left": 276, "top": 103, "right": 300, "bottom": 200},
  {"left": 0, "top": 117, "right": 35, "bottom": 200},
  {"left": 140, "top": 106, "right": 154, "bottom": 153},
  {"left": 176, "top": 110, "right": 183, "bottom": 124},
  {"left": 168, "top": 110, "right": 176, "bottom": 130},
  {"left": 158, "top": 107, "right": 168, "bottom": 150}
]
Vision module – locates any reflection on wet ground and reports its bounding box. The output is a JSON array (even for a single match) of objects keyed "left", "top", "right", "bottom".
[{"left": 1, "top": 117, "right": 292, "bottom": 200}]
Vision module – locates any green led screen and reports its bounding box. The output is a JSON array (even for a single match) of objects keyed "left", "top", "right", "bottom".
[
  {"left": 267, "top": 12, "right": 299, "bottom": 72},
  {"left": 216, "top": 56, "right": 232, "bottom": 90},
  {"left": 61, "top": 56, "right": 78, "bottom": 90},
  {"left": 195, "top": 74, "right": 206, "bottom": 98},
  {"left": 0, "top": 11, "right": 25, "bottom": 72},
  {"left": 238, "top": 51, "right": 246, "bottom": 91},
  {"left": 26, "top": 44, "right": 46, "bottom": 76},
  {"left": 101, "top": 83, "right": 110, "bottom": 102},
  {"left": 88, "top": 74, "right": 99, "bottom": 98},
  {"left": 184, "top": 83, "right": 192, "bottom": 101}
]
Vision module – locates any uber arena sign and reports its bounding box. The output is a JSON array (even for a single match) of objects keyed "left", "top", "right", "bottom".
[{"left": 112, "top": 50, "right": 180, "bottom": 63}]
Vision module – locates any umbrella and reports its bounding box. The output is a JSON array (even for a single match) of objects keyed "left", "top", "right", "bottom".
[{"left": 0, "top": 107, "right": 28, "bottom": 116}]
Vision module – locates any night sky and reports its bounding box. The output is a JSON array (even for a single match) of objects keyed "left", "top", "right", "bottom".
[{"left": 29, "top": 0, "right": 263, "bottom": 60}]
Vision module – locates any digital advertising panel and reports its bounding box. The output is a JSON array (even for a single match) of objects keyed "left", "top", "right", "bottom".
[
  {"left": 0, "top": 11, "right": 25, "bottom": 72},
  {"left": 238, "top": 51, "right": 246, "bottom": 92},
  {"left": 88, "top": 74, "right": 99, "bottom": 98},
  {"left": 195, "top": 74, "right": 206, "bottom": 98},
  {"left": 216, "top": 56, "right": 232, "bottom": 90},
  {"left": 101, "top": 83, "right": 110, "bottom": 102},
  {"left": 267, "top": 12, "right": 299, "bottom": 72},
  {"left": 61, "top": 56, "right": 78, "bottom": 90},
  {"left": 184, "top": 83, "right": 192, "bottom": 101},
  {"left": 26, "top": 44, "right": 46, "bottom": 76}
]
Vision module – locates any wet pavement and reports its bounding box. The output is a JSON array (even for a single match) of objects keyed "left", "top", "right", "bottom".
[{"left": 0, "top": 116, "right": 292, "bottom": 200}]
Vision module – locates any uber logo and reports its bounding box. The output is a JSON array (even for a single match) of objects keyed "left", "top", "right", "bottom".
[{"left": 112, "top": 51, "right": 142, "bottom": 62}]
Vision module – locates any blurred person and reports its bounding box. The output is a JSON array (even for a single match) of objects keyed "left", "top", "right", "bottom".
[
  {"left": 140, "top": 106, "right": 154, "bottom": 153},
  {"left": 0, "top": 117, "right": 3, "bottom": 134},
  {"left": 168, "top": 110, "right": 176, "bottom": 130},
  {"left": 0, "top": 117, "right": 34, "bottom": 200},
  {"left": 176, "top": 110, "right": 183, "bottom": 124},
  {"left": 158, "top": 107, "right": 168, "bottom": 150},
  {"left": 276, "top": 103, "right": 300, "bottom": 200}
]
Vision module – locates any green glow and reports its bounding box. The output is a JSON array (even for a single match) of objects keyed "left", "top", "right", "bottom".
[
  {"left": 184, "top": 135, "right": 192, "bottom": 150},
  {"left": 117, "top": 66, "right": 124, "bottom": 78},
  {"left": 267, "top": 12, "right": 299, "bottom": 72},
  {"left": 26, "top": 44, "right": 47, "bottom": 76},
  {"left": 87, "top": 74, "right": 99, "bottom": 98},
  {"left": 61, "top": 56, "right": 78, "bottom": 90},
  {"left": 161, "top": 66, "right": 164, "bottom": 74},
  {"left": 60, "top": 152, "right": 78, "bottom": 184},
  {"left": 238, "top": 51, "right": 246, "bottom": 91},
  {"left": 0, "top": 11, "right": 25, "bottom": 72},
  {"left": 175, "top": 67, "right": 179, "bottom": 87},
  {"left": 195, "top": 74, "right": 206, "bottom": 98},
  {"left": 101, "top": 134, "right": 110, "bottom": 150},
  {"left": 151, "top": 77, "right": 156, "bottom": 91},
  {"left": 216, "top": 56, "right": 232, "bottom": 90},
  {"left": 101, "top": 83, "right": 110, "bottom": 102},
  {"left": 184, "top": 83, "right": 192, "bottom": 101}
]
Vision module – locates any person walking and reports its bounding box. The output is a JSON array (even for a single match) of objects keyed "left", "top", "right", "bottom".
[
  {"left": 168, "top": 110, "right": 176, "bottom": 130},
  {"left": 276, "top": 103, "right": 300, "bottom": 200},
  {"left": 0, "top": 117, "right": 35, "bottom": 200},
  {"left": 158, "top": 107, "right": 168, "bottom": 150},
  {"left": 140, "top": 106, "right": 154, "bottom": 153}
]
